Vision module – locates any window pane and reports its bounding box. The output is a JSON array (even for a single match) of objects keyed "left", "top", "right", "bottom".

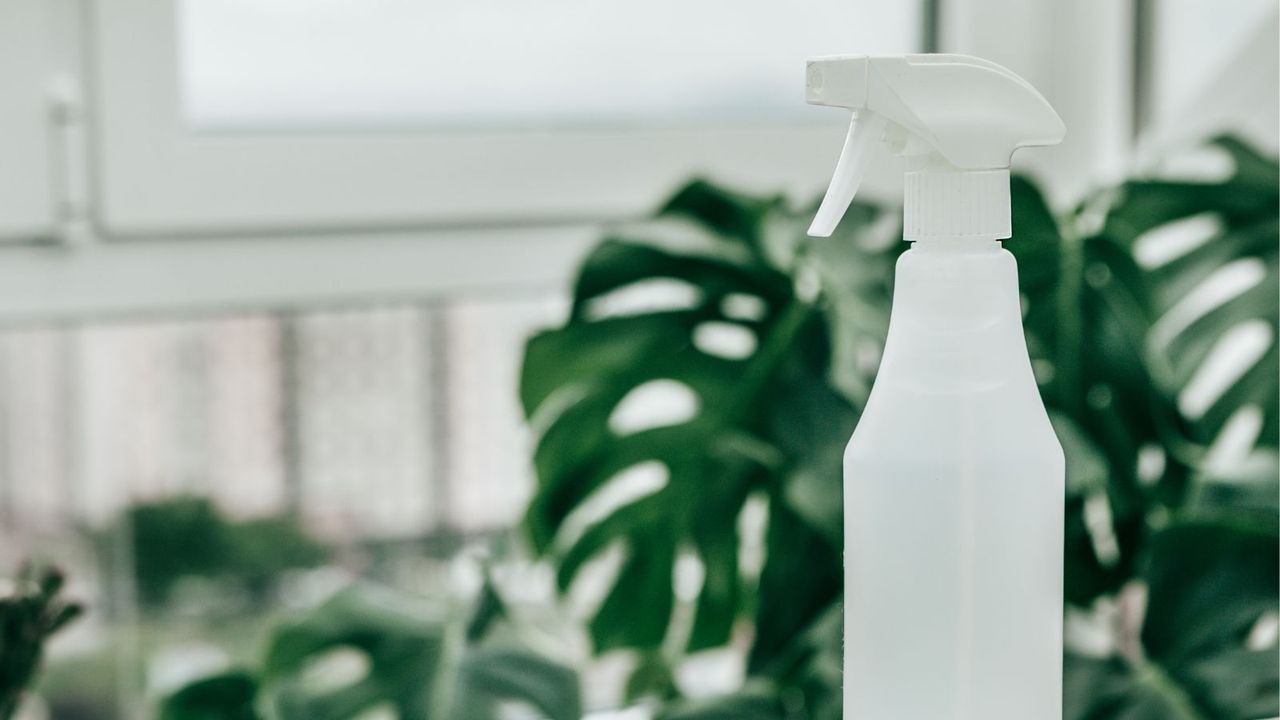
[
  {"left": 1148, "top": 0, "right": 1277, "bottom": 129},
  {"left": 178, "top": 0, "right": 922, "bottom": 130}
]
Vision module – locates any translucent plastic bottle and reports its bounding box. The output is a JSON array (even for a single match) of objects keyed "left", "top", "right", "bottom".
[
  {"left": 804, "top": 54, "right": 1067, "bottom": 719},
  {"left": 843, "top": 236, "right": 1064, "bottom": 719}
]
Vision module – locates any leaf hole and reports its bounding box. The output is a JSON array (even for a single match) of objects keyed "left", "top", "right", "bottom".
[
  {"left": 673, "top": 547, "right": 705, "bottom": 604},
  {"left": 736, "top": 493, "right": 769, "bottom": 583},
  {"left": 494, "top": 701, "right": 545, "bottom": 720},
  {"left": 1135, "top": 444, "right": 1166, "bottom": 487},
  {"left": 854, "top": 338, "right": 883, "bottom": 377},
  {"left": 352, "top": 703, "right": 399, "bottom": 720},
  {"left": 1151, "top": 258, "right": 1266, "bottom": 349},
  {"left": 565, "top": 541, "right": 626, "bottom": 620},
  {"left": 295, "top": 646, "right": 371, "bottom": 692},
  {"left": 1246, "top": 611, "right": 1280, "bottom": 650},
  {"left": 692, "top": 322, "right": 757, "bottom": 360},
  {"left": 608, "top": 380, "right": 700, "bottom": 435},
  {"left": 583, "top": 278, "right": 701, "bottom": 321},
  {"left": 1132, "top": 212, "right": 1222, "bottom": 268},
  {"left": 1032, "top": 359, "right": 1056, "bottom": 385},
  {"left": 1178, "top": 320, "right": 1273, "bottom": 420},
  {"left": 559, "top": 462, "right": 670, "bottom": 554},
  {"left": 720, "top": 293, "right": 767, "bottom": 322},
  {"left": 1083, "top": 491, "right": 1120, "bottom": 567},
  {"left": 1203, "top": 405, "right": 1267, "bottom": 474}
]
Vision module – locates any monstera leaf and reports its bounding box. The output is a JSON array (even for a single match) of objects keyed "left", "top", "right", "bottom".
[
  {"left": 520, "top": 181, "right": 890, "bottom": 659},
  {"left": 262, "top": 585, "right": 447, "bottom": 719},
  {"left": 161, "top": 672, "right": 259, "bottom": 720},
  {"left": 1065, "top": 452, "right": 1280, "bottom": 720},
  {"left": 161, "top": 582, "right": 582, "bottom": 720},
  {"left": 1005, "top": 175, "right": 1166, "bottom": 607},
  {"left": 1108, "top": 137, "right": 1279, "bottom": 449},
  {"left": 1007, "top": 137, "right": 1279, "bottom": 609},
  {"left": 522, "top": 139, "right": 1276, "bottom": 718}
]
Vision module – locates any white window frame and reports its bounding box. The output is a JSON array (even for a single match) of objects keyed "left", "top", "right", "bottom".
[
  {"left": 0, "top": 0, "right": 1144, "bottom": 324},
  {"left": 90, "top": 0, "right": 861, "bottom": 237},
  {"left": 0, "top": 0, "right": 55, "bottom": 241}
]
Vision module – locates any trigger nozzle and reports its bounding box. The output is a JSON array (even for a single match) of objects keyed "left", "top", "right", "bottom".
[{"left": 808, "top": 112, "right": 885, "bottom": 237}]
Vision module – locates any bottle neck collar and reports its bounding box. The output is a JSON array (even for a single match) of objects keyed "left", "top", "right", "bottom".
[
  {"left": 902, "top": 168, "right": 1010, "bottom": 241},
  {"left": 910, "top": 237, "right": 1003, "bottom": 253}
]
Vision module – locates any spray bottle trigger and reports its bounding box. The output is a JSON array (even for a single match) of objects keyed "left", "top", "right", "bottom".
[{"left": 807, "top": 112, "right": 887, "bottom": 238}]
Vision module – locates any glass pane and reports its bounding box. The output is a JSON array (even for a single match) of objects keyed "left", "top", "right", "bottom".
[
  {"left": 178, "top": 0, "right": 922, "bottom": 130},
  {"left": 1148, "top": 0, "right": 1277, "bottom": 127}
]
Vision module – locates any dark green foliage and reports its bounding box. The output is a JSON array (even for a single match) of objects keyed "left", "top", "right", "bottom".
[
  {"left": 0, "top": 565, "right": 83, "bottom": 720},
  {"left": 123, "top": 497, "right": 327, "bottom": 607},
  {"left": 164, "top": 137, "right": 1278, "bottom": 720},
  {"left": 162, "top": 580, "right": 582, "bottom": 720},
  {"left": 161, "top": 672, "right": 259, "bottom": 720},
  {"left": 519, "top": 181, "right": 882, "bottom": 661},
  {"left": 521, "top": 137, "right": 1279, "bottom": 718}
]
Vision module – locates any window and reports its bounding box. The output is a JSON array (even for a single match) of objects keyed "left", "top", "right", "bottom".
[
  {"left": 92, "top": 0, "right": 923, "bottom": 234},
  {"left": 0, "top": 0, "right": 54, "bottom": 240},
  {"left": 178, "top": 0, "right": 922, "bottom": 129},
  {"left": 1142, "top": 0, "right": 1278, "bottom": 147}
]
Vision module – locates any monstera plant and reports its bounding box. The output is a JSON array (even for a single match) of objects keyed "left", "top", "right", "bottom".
[
  {"left": 165, "top": 137, "right": 1275, "bottom": 720},
  {"left": 161, "top": 581, "right": 580, "bottom": 720},
  {"left": 519, "top": 136, "right": 1279, "bottom": 719}
]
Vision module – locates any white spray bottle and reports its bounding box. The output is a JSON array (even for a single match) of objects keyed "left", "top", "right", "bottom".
[{"left": 806, "top": 55, "right": 1067, "bottom": 719}]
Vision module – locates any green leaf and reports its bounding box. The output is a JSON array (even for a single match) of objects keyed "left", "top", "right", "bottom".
[
  {"left": 1044, "top": 137, "right": 1278, "bottom": 612},
  {"left": 262, "top": 585, "right": 447, "bottom": 720},
  {"left": 453, "top": 646, "right": 581, "bottom": 720},
  {"left": 1008, "top": 176, "right": 1158, "bottom": 607},
  {"left": 1141, "top": 520, "right": 1279, "bottom": 718},
  {"left": 520, "top": 180, "right": 874, "bottom": 655},
  {"left": 625, "top": 652, "right": 677, "bottom": 703},
  {"left": 1104, "top": 137, "right": 1279, "bottom": 450},
  {"left": 1066, "top": 516, "right": 1279, "bottom": 720},
  {"left": 748, "top": 502, "right": 840, "bottom": 675},
  {"left": 163, "top": 581, "right": 584, "bottom": 720},
  {"left": 1064, "top": 653, "right": 1194, "bottom": 720},
  {"left": 160, "top": 672, "right": 260, "bottom": 720},
  {"left": 465, "top": 576, "right": 508, "bottom": 643}
]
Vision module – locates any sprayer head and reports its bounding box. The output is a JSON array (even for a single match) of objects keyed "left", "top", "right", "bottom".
[{"left": 806, "top": 54, "right": 1065, "bottom": 239}]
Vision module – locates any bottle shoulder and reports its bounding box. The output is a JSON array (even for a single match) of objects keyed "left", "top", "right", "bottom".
[{"left": 846, "top": 383, "right": 1064, "bottom": 469}]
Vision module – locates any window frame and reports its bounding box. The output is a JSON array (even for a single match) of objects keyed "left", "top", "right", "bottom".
[
  {"left": 0, "top": 0, "right": 56, "bottom": 242},
  {"left": 0, "top": 0, "right": 1150, "bottom": 325},
  {"left": 89, "top": 0, "right": 886, "bottom": 237}
]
